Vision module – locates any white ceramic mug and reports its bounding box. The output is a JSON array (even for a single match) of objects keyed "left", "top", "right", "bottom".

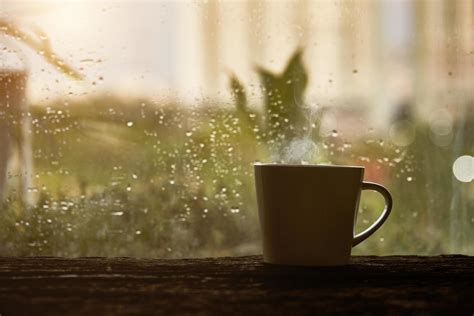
[{"left": 254, "top": 164, "right": 392, "bottom": 266}]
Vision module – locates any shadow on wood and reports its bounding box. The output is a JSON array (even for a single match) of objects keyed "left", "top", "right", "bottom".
[{"left": 0, "top": 255, "right": 473, "bottom": 315}]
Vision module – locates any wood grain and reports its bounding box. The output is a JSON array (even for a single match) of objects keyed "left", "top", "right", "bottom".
[{"left": 0, "top": 255, "right": 473, "bottom": 315}]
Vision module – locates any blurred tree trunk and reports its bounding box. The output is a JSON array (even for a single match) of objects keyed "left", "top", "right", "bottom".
[
  {"left": 0, "top": 115, "right": 11, "bottom": 200},
  {"left": 0, "top": 70, "right": 32, "bottom": 205}
]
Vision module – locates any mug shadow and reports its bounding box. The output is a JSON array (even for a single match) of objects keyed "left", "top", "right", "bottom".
[{"left": 257, "top": 259, "right": 386, "bottom": 289}]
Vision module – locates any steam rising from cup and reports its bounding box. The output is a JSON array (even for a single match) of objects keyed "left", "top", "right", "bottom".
[
  {"left": 271, "top": 104, "right": 323, "bottom": 164},
  {"left": 278, "top": 137, "right": 317, "bottom": 164}
]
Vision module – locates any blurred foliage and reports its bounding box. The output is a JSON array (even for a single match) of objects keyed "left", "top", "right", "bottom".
[
  {"left": 230, "top": 49, "right": 312, "bottom": 153},
  {"left": 257, "top": 49, "right": 308, "bottom": 143},
  {"left": 0, "top": 49, "right": 473, "bottom": 257},
  {"left": 0, "top": 17, "right": 83, "bottom": 79}
]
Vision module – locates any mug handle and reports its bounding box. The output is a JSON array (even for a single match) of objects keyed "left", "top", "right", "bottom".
[{"left": 352, "top": 182, "right": 393, "bottom": 247}]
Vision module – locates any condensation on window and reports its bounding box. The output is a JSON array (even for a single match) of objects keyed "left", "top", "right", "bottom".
[{"left": 0, "top": 1, "right": 472, "bottom": 257}]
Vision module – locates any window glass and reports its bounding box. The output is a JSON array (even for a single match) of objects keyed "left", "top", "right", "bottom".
[{"left": 0, "top": 0, "right": 472, "bottom": 257}]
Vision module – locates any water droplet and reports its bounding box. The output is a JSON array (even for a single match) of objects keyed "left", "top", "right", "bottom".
[
  {"left": 393, "top": 157, "right": 403, "bottom": 163},
  {"left": 127, "top": 121, "right": 134, "bottom": 127},
  {"left": 230, "top": 207, "right": 240, "bottom": 214},
  {"left": 135, "top": 230, "right": 142, "bottom": 235},
  {"left": 185, "top": 131, "right": 193, "bottom": 137},
  {"left": 111, "top": 211, "right": 124, "bottom": 216},
  {"left": 406, "top": 176, "right": 413, "bottom": 182},
  {"left": 331, "top": 130, "right": 338, "bottom": 137}
]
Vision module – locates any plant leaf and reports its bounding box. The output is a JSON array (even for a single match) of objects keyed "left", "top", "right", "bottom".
[{"left": 0, "top": 18, "right": 83, "bottom": 80}]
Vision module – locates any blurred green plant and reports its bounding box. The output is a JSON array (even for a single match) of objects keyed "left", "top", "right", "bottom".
[
  {"left": 229, "top": 49, "right": 316, "bottom": 151},
  {"left": 0, "top": 48, "right": 473, "bottom": 258},
  {"left": 257, "top": 49, "right": 308, "bottom": 142}
]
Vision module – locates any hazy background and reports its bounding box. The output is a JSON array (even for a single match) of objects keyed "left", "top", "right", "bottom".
[{"left": 0, "top": 0, "right": 472, "bottom": 257}]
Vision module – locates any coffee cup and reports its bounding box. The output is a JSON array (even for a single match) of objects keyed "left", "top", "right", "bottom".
[{"left": 254, "top": 164, "right": 392, "bottom": 266}]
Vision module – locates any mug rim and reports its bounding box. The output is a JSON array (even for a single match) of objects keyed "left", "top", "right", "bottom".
[{"left": 254, "top": 163, "right": 364, "bottom": 169}]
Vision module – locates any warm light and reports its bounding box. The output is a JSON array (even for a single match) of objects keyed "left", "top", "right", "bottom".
[{"left": 452, "top": 155, "right": 473, "bottom": 183}]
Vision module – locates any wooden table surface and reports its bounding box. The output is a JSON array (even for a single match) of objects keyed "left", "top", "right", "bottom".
[{"left": 0, "top": 255, "right": 473, "bottom": 315}]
